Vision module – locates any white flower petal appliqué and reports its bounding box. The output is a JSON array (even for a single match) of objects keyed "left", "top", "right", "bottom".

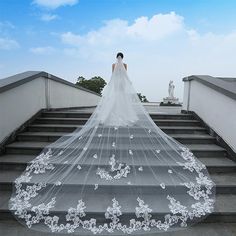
[
  {"left": 160, "top": 183, "right": 166, "bottom": 189},
  {"left": 138, "top": 166, "right": 143, "bottom": 171},
  {"left": 93, "top": 154, "right": 98, "bottom": 159},
  {"left": 58, "top": 150, "right": 64, "bottom": 156},
  {"left": 94, "top": 184, "right": 98, "bottom": 190}
]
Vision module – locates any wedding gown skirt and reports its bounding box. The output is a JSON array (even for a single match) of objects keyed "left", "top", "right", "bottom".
[{"left": 9, "top": 59, "right": 215, "bottom": 235}]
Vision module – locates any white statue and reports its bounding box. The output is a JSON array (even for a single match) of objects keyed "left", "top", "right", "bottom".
[
  {"left": 162, "top": 80, "right": 179, "bottom": 104},
  {"left": 168, "top": 80, "right": 175, "bottom": 98}
]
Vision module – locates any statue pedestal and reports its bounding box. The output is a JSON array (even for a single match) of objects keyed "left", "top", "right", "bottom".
[{"left": 163, "top": 96, "right": 180, "bottom": 104}]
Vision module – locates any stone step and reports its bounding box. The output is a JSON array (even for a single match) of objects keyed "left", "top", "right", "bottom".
[
  {"left": 156, "top": 126, "right": 207, "bottom": 134},
  {"left": 0, "top": 168, "right": 235, "bottom": 194},
  {"left": 27, "top": 124, "right": 207, "bottom": 134},
  {"left": 0, "top": 221, "right": 235, "bottom": 236},
  {"left": 41, "top": 111, "right": 195, "bottom": 120},
  {"left": 16, "top": 131, "right": 216, "bottom": 144},
  {"left": 0, "top": 152, "right": 235, "bottom": 173},
  {"left": 1, "top": 189, "right": 236, "bottom": 223},
  {"left": 0, "top": 110, "right": 235, "bottom": 234},
  {"left": 170, "top": 134, "right": 216, "bottom": 144},
  {"left": 4, "top": 141, "right": 226, "bottom": 157},
  {"left": 0, "top": 220, "right": 235, "bottom": 236},
  {"left": 35, "top": 117, "right": 201, "bottom": 127}
]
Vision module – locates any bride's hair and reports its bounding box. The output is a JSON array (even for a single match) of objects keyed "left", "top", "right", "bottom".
[{"left": 116, "top": 52, "right": 124, "bottom": 59}]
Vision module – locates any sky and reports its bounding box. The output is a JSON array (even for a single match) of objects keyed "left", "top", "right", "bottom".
[{"left": 1, "top": 0, "right": 236, "bottom": 101}]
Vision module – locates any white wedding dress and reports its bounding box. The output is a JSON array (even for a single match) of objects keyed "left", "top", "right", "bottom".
[{"left": 9, "top": 56, "right": 215, "bottom": 235}]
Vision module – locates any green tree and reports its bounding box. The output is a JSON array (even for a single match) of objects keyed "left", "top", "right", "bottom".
[
  {"left": 137, "top": 93, "right": 149, "bottom": 102},
  {"left": 76, "top": 76, "right": 107, "bottom": 95}
]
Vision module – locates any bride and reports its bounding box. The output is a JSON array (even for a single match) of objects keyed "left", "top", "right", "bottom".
[{"left": 9, "top": 52, "right": 215, "bottom": 235}]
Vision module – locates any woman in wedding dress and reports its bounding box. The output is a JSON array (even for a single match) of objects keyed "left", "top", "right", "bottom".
[{"left": 9, "top": 52, "right": 215, "bottom": 235}]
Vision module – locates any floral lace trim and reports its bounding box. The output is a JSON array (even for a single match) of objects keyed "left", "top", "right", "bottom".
[
  {"left": 26, "top": 149, "right": 55, "bottom": 174},
  {"left": 96, "top": 154, "right": 131, "bottom": 180},
  {"left": 9, "top": 146, "right": 215, "bottom": 234}
]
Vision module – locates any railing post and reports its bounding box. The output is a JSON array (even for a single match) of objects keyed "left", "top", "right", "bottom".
[
  {"left": 186, "top": 78, "right": 191, "bottom": 111},
  {"left": 45, "top": 74, "right": 51, "bottom": 109}
]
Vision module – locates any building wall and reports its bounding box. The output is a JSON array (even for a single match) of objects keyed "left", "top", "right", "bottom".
[
  {"left": 183, "top": 80, "right": 236, "bottom": 152},
  {"left": 0, "top": 77, "right": 101, "bottom": 142},
  {"left": 49, "top": 79, "right": 100, "bottom": 108}
]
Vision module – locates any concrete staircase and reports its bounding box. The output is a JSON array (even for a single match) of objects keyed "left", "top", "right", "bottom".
[{"left": 0, "top": 110, "right": 236, "bottom": 236}]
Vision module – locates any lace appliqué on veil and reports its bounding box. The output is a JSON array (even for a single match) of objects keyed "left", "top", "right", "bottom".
[
  {"left": 96, "top": 154, "right": 131, "bottom": 180},
  {"left": 9, "top": 146, "right": 215, "bottom": 234}
]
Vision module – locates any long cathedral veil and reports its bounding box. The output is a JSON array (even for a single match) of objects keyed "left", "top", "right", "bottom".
[{"left": 9, "top": 56, "right": 215, "bottom": 235}]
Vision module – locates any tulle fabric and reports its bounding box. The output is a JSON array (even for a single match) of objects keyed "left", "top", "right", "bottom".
[{"left": 9, "top": 57, "right": 215, "bottom": 235}]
